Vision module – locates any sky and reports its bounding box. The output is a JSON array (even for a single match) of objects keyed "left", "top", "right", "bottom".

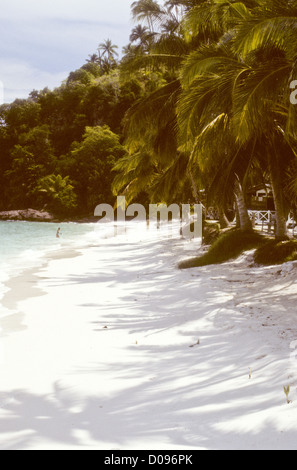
[{"left": 0, "top": 0, "right": 134, "bottom": 103}]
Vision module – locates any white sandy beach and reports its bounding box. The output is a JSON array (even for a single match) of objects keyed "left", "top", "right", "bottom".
[{"left": 0, "top": 223, "right": 297, "bottom": 450}]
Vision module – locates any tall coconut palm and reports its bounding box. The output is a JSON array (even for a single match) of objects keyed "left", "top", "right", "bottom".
[
  {"left": 165, "top": 0, "right": 185, "bottom": 22},
  {"left": 98, "top": 39, "right": 119, "bottom": 68},
  {"left": 86, "top": 53, "right": 99, "bottom": 64},
  {"left": 130, "top": 24, "right": 153, "bottom": 49},
  {"left": 176, "top": 0, "right": 297, "bottom": 238},
  {"left": 120, "top": 1, "right": 251, "bottom": 220},
  {"left": 120, "top": 0, "right": 297, "bottom": 239},
  {"left": 120, "top": 79, "right": 186, "bottom": 202},
  {"left": 232, "top": 53, "right": 294, "bottom": 237},
  {"left": 119, "top": 0, "right": 197, "bottom": 204},
  {"left": 131, "top": 0, "right": 166, "bottom": 32},
  {"left": 176, "top": 37, "right": 293, "bottom": 236}
]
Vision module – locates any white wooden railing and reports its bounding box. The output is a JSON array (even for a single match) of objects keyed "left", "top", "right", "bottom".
[
  {"left": 248, "top": 210, "right": 276, "bottom": 225},
  {"left": 231, "top": 211, "right": 296, "bottom": 233},
  {"left": 213, "top": 209, "right": 296, "bottom": 231},
  {"left": 232, "top": 210, "right": 276, "bottom": 226},
  {"left": 248, "top": 211, "right": 296, "bottom": 226}
]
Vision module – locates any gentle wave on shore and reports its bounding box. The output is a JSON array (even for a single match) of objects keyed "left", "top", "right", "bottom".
[
  {"left": 0, "top": 219, "right": 186, "bottom": 316},
  {"left": 0, "top": 221, "right": 100, "bottom": 312}
]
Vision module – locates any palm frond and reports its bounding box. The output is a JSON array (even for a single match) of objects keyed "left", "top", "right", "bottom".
[
  {"left": 232, "top": 54, "right": 291, "bottom": 143},
  {"left": 124, "top": 79, "right": 181, "bottom": 165},
  {"left": 180, "top": 43, "right": 246, "bottom": 86},
  {"left": 120, "top": 52, "right": 185, "bottom": 77},
  {"left": 188, "top": 113, "right": 231, "bottom": 171},
  {"left": 183, "top": 0, "right": 253, "bottom": 43},
  {"left": 149, "top": 152, "right": 189, "bottom": 202},
  {"left": 233, "top": 0, "right": 297, "bottom": 60},
  {"left": 112, "top": 151, "right": 156, "bottom": 204}
]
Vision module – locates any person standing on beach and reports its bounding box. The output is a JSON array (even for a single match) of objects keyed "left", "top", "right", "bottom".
[{"left": 56, "top": 228, "right": 61, "bottom": 238}]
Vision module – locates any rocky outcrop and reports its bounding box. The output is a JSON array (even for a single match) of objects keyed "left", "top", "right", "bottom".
[{"left": 0, "top": 209, "right": 55, "bottom": 222}]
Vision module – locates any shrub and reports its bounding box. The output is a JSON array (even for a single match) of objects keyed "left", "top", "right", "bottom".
[
  {"left": 179, "top": 229, "right": 266, "bottom": 269},
  {"left": 254, "top": 239, "right": 297, "bottom": 265},
  {"left": 35, "top": 174, "right": 77, "bottom": 216}
]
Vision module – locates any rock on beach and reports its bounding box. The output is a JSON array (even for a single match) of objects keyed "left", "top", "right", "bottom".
[{"left": 0, "top": 209, "right": 55, "bottom": 222}]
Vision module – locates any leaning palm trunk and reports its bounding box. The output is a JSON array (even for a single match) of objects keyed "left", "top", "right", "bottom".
[
  {"left": 218, "top": 206, "right": 230, "bottom": 229},
  {"left": 188, "top": 169, "right": 200, "bottom": 204},
  {"left": 268, "top": 153, "right": 289, "bottom": 240},
  {"left": 234, "top": 178, "right": 253, "bottom": 232}
]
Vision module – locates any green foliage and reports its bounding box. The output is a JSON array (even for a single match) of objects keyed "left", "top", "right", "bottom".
[
  {"left": 5, "top": 145, "right": 44, "bottom": 207},
  {"left": 0, "top": 59, "right": 144, "bottom": 215},
  {"left": 284, "top": 385, "right": 291, "bottom": 405},
  {"left": 179, "top": 229, "right": 266, "bottom": 269},
  {"left": 117, "top": 0, "right": 297, "bottom": 241},
  {"left": 254, "top": 240, "right": 297, "bottom": 265},
  {"left": 34, "top": 174, "right": 77, "bottom": 216},
  {"left": 2, "top": 0, "right": 297, "bottom": 234},
  {"left": 2, "top": 124, "right": 56, "bottom": 208},
  {"left": 64, "top": 126, "right": 127, "bottom": 212},
  {"left": 203, "top": 220, "right": 221, "bottom": 245},
  {"left": 67, "top": 69, "right": 94, "bottom": 86}
]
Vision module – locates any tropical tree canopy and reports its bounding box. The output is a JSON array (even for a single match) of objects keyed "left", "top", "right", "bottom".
[
  {"left": 115, "top": 0, "right": 297, "bottom": 239},
  {"left": 1, "top": 0, "right": 297, "bottom": 239}
]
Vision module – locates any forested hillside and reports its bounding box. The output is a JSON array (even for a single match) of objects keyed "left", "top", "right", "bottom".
[
  {"left": 1, "top": 0, "right": 297, "bottom": 243},
  {"left": 0, "top": 49, "right": 166, "bottom": 216}
]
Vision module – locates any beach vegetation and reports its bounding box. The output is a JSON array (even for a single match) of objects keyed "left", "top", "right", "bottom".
[
  {"left": 1, "top": 0, "right": 297, "bottom": 256},
  {"left": 179, "top": 228, "right": 266, "bottom": 269},
  {"left": 61, "top": 126, "right": 127, "bottom": 213},
  {"left": 116, "top": 0, "right": 297, "bottom": 243},
  {"left": 254, "top": 239, "right": 297, "bottom": 266},
  {"left": 284, "top": 385, "right": 291, "bottom": 405},
  {"left": 34, "top": 174, "right": 77, "bottom": 216}
]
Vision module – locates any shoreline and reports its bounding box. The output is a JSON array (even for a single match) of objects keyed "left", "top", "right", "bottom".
[
  {"left": 0, "top": 248, "right": 82, "bottom": 335},
  {"left": 0, "top": 227, "right": 297, "bottom": 449}
]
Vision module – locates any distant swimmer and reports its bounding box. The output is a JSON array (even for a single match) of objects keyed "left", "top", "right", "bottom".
[{"left": 56, "top": 228, "right": 62, "bottom": 238}]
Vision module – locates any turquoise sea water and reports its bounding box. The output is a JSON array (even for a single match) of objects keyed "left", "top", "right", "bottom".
[
  {"left": 0, "top": 221, "right": 99, "bottom": 303},
  {"left": 0, "top": 218, "right": 134, "bottom": 276},
  {"left": 0, "top": 219, "right": 181, "bottom": 309},
  {"left": 0, "top": 221, "right": 97, "bottom": 266}
]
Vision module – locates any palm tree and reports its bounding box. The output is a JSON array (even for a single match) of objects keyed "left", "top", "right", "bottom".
[
  {"left": 86, "top": 53, "right": 99, "bottom": 64},
  {"left": 176, "top": 0, "right": 297, "bottom": 238},
  {"left": 165, "top": 0, "right": 184, "bottom": 23},
  {"left": 119, "top": 1, "right": 198, "bottom": 204},
  {"left": 130, "top": 24, "right": 150, "bottom": 45},
  {"left": 176, "top": 40, "right": 257, "bottom": 231},
  {"left": 119, "top": 0, "right": 297, "bottom": 238},
  {"left": 98, "top": 39, "right": 119, "bottom": 70},
  {"left": 179, "top": 41, "right": 297, "bottom": 237},
  {"left": 227, "top": 0, "right": 297, "bottom": 239},
  {"left": 233, "top": 0, "right": 297, "bottom": 59},
  {"left": 121, "top": 3, "right": 188, "bottom": 78},
  {"left": 131, "top": 0, "right": 166, "bottom": 32},
  {"left": 112, "top": 151, "right": 156, "bottom": 205},
  {"left": 120, "top": 1, "right": 248, "bottom": 220},
  {"left": 129, "top": 24, "right": 155, "bottom": 54},
  {"left": 231, "top": 0, "right": 297, "bottom": 141}
]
